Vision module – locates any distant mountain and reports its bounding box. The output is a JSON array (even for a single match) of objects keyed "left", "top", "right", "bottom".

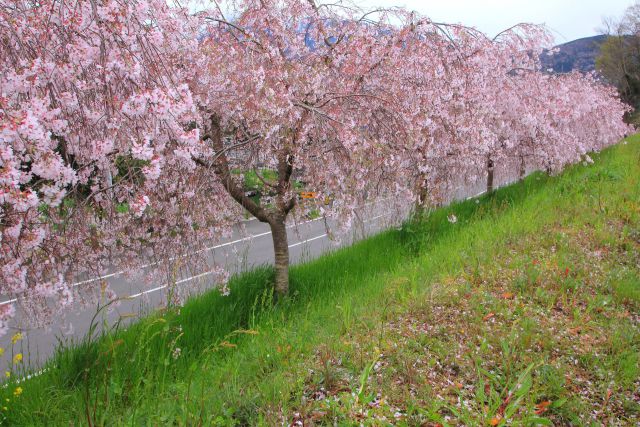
[{"left": 540, "top": 35, "right": 608, "bottom": 74}]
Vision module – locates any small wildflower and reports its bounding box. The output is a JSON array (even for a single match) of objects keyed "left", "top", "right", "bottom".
[
  {"left": 447, "top": 213, "right": 458, "bottom": 224},
  {"left": 0, "top": 347, "right": 4, "bottom": 356},
  {"left": 12, "top": 353, "right": 22, "bottom": 364},
  {"left": 13, "top": 387, "right": 22, "bottom": 397},
  {"left": 4, "top": 371, "right": 9, "bottom": 378},
  {"left": 172, "top": 347, "right": 181, "bottom": 360},
  {"left": 10, "top": 333, "right": 22, "bottom": 345}
]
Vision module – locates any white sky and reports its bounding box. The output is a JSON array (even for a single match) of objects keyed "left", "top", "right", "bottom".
[{"left": 354, "top": 0, "right": 633, "bottom": 43}]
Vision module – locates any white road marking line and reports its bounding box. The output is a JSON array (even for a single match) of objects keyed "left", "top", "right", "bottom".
[
  {"left": 287, "top": 233, "right": 328, "bottom": 248},
  {"left": 127, "top": 270, "right": 215, "bottom": 299},
  {"left": 363, "top": 213, "right": 389, "bottom": 223},
  {"left": 73, "top": 271, "right": 124, "bottom": 286},
  {"left": 127, "top": 284, "right": 168, "bottom": 299},
  {"left": 199, "top": 231, "right": 272, "bottom": 252}
]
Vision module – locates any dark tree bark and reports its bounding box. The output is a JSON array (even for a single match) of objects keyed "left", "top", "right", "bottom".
[
  {"left": 268, "top": 215, "right": 289, "bottom": 295},
  {"left": 415, "top": 173, "right": 430, "bottom": 212},
  {"left": 519, "top": 154, "right": 526, "bottom": 181},
  {"left": 486, "top": 156, "right": 495, "bottom": 194}
]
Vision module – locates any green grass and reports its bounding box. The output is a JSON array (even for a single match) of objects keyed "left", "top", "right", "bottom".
[{"left": 2, "top": 136, "right": 639, "bottom": 425}]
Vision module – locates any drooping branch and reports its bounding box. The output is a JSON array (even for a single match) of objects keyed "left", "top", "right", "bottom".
[{"left": 197, "top": 116, "right": 271, "bottom": 223}]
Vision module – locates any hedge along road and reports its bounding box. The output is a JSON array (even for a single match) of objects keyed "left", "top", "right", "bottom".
[{"left": 0, "top": 161, "right": 523, "bottom": 375}]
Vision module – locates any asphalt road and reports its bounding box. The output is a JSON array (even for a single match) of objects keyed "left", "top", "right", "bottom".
[{"left": 1, "top": 161, "right": 525, "bottom": 376}]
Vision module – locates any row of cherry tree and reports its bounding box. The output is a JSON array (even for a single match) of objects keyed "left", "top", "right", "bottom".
[{"left": 0, "top": 0, "right": 631, "bottom": 334}]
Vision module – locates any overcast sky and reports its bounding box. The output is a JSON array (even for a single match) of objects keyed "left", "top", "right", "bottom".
[{"left": 354, "top": 0, "right": 633, "bottom": 43}]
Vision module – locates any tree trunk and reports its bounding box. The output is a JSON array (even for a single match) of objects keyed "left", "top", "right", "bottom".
[
  {"left": 486, "top": 156, "right": 495, "bottom": 194},
  {"left": 269, "top": 216, "right": 289, "bottom": 296},
  {"left": 415, "top": 174, "right": 430, "bottom": 212},
  {"left": 519, "top": 155, "right": 526, "bottom": 181}
]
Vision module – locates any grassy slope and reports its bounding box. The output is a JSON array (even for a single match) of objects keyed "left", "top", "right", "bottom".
[{"left": 2, "top": 137, "right": 639, "bottom": 426}]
